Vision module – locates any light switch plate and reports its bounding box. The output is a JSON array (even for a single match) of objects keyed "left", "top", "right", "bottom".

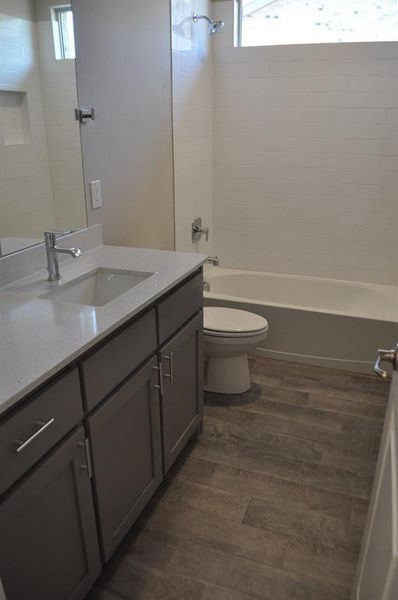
[{"left": 90, "top": 180, "right": 102, "bottom": 209}]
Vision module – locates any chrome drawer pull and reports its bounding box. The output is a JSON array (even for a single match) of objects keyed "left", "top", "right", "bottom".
[
  {"left": 164, "top": 352, "right": 174, "bottom": 384},
  {"left": 15, "top": 418, "right": 55, "bottom": 454}
]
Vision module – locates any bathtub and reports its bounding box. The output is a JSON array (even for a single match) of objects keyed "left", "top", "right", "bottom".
[{"left": 204, "top": 267, "right": 398, "bottom": 373}]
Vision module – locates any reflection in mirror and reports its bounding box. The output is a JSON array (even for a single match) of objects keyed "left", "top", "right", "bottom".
[{"left": 0, "top": 0, "right": 87, "bottom": 257}]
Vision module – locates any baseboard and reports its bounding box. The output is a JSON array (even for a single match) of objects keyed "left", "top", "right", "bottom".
[{"left": 254, "top": 347, "right": 374, "bottom": 374}]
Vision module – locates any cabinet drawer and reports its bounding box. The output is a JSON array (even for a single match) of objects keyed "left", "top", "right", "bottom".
[
  {"left": 0, "top": 369, "right": 83, "bottom": 497},
  {"left": 157, "top": 271, "right": 203, "bottom": 345},
  {"left": 82, "top": 308, "right": 157, "bottom": 411}
]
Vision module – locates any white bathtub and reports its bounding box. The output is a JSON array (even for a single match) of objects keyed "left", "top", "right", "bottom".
[{"left": 204, "top": 267, "right": 398, "bottom": 373}]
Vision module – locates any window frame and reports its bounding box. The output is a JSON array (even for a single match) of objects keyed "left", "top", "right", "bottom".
[
  {"left": 234, "top": 0, "right": 398, "bottom": 48},
  {"left": 52, "top": 5, "right": 75, "bottom": 60},
  {"left": 234, "top": 0, "right": 278, "bottom": 46},
  {"left": 234, "top": 0, "right": 243, "bottom": 47}
]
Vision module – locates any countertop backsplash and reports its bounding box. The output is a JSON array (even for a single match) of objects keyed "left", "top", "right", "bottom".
[{"left": 0, "top": 225, "right": 103, "bottom": 289}]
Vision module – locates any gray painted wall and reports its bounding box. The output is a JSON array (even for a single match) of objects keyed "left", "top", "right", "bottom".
[{"left": 73, "top": 0, "right": 175, "bottom": 250}]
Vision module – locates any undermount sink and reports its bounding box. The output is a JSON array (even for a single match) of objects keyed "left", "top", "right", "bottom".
[{"left": 40, "top": 268, "right": 154, "bottom": 307}]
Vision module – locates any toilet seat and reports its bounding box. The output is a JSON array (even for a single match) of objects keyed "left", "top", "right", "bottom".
[
  {"left": 204, "top": 328, "right": 268, "bottom": 339},
  {"left": 204, "top": 307, "right": 268, "bottom": 338}
]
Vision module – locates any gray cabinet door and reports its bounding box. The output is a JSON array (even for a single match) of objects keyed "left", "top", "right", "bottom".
[
  {"left": 160, "top": 312, "right": 203, "bottom": 473},
  {"left": 0, "top": 428, "right": 101, "bottom": 600},
  {"left": 88, "top": 357, "right": 163, "bottom": 561}
]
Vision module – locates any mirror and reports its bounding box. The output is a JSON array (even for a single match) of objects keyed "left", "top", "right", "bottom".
[{"left": 0, "top": 0, "right": 87, "bottom": 257}]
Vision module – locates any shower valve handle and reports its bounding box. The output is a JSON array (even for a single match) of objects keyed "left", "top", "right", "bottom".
[
  {"left": 194, "top": 225, "right": 209, "bottom": 241},
  {"left": 192, "top": 218, "right": 209, "bottom": 242}
]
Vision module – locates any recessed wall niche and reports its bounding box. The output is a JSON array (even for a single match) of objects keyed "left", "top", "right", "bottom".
[{"left": 0, "top": 90, "right": 32, "bottom": 146}]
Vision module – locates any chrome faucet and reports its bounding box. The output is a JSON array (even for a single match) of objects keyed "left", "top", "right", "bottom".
[
  {"left": 44, "top": 231, "right": 81, "bottom": 281},
  {"left": 206, "top": 256, "right": 219, "bottom": 266}
]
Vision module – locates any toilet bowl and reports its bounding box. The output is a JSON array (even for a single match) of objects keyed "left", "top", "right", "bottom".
[{"left": 203, "top": 307, "right": 269, "bottom": 394}]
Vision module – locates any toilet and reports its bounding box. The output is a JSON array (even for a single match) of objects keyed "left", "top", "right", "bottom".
[{"left": 203, "top": 307, "right": 269, "bottom": 394}]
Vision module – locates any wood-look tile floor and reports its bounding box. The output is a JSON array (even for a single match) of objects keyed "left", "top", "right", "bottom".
[{"left": 87, "top": 357, "right": 389, "bottom": 600}]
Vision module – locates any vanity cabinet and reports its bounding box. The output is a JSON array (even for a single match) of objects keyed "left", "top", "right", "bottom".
[
  {"left": 0, "top": 269, "right": 203, "bottom": 599},
  {"left": 88, "top": 357, "right": 163, "bottom": 561},
  {"left": 0, "top": 428, "right": 101, "bottom": 600},
  {"left": 160, "top": 313, "right": 203, "bottom": 472}
]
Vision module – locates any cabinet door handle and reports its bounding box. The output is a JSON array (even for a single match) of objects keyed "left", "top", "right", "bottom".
[
  {"left": 79, "top": 438, "right": 93, "bottom": 479},
  {"left": 15, "top": 418, "right": 55, "bottom": 454},
  {"left": 374, "top": 347, "right": 397, "bottom": 378},
  {"left": 153, "top": 362, "right": 164, "bottom": 395},
  {"left": 164, "top": 352, "right": 174, "bottom": 384}
]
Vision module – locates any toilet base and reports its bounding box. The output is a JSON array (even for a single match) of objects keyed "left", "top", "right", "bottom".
[{"left": 204, "top": 353, "right": 251, "bottom": 394}]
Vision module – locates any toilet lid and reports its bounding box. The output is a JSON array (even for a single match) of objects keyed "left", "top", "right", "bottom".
[{"left": 204, "top": 307, "right": 268, "bottom": 334}]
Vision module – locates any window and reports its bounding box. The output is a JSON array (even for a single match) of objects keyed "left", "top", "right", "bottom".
[
  {"left": 52, "top": 5, "right": 76, "bottom": 60},
  {"left": 235, "top": 0, "right": 398, "bottom": 47}
]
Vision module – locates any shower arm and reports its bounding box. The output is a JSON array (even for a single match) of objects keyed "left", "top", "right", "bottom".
[{"left": 192, "top": 12, "right": 212, "bottom": 25}]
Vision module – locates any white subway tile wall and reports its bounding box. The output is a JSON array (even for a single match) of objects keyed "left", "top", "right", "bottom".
[
  {"left": 36, "top": 1, "right": 86, "bottom": 231},
  {"left": 0, "top": 0, "right": 55, "bottom": 238},
  {"left": 0, "top": 0, "right": 86, "bottom": 241},
  {"left": 212, "top": 0, "right": 398, "bottom": 285},
  {"left": 172, "top": 0, "right": 214, "bottom": 254}
]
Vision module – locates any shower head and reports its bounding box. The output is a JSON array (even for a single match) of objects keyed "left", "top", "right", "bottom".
[
  {"left": 208, "top": 19, "right": 225, "bottom": 35},
  {"left": 192, "top": 12, "right": 225, "bottom": 36}
]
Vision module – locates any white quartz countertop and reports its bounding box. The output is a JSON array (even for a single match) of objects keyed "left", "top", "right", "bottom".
[{"left": 0, "top": 245, "right": 206, "bottom": 416}]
